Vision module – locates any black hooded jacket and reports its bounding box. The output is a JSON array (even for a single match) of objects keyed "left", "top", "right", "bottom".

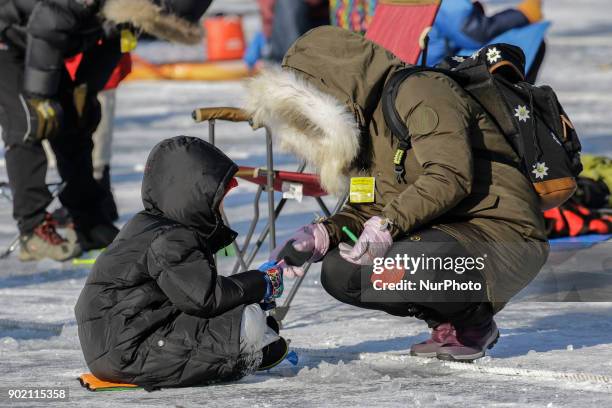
[
  {"left": 75, "top": 136, "right": 267, "bottom": 388},
  {"left": 0, "top": 0, "right": 122, "bottom": 98},
  {"left": 0, "top": 0, "right": 213, "bottom": 98}
]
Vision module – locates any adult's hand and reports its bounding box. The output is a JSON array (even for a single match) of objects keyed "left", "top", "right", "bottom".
[
  {"left": 270, "top": 223, "right": 330, "bottom": 277},
  {"left": 339, "top": 216, "right": 393, "bottom": 265}
]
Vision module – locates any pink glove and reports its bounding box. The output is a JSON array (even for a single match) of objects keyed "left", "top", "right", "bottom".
[
  {"left": 339, "top": 216, "right": 393, "bottom": 265},
  {"left": 270, "top": 223, "right": 330, "bottom": 278}
]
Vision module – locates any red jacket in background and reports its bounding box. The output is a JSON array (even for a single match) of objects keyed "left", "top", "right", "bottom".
[{"left": 65, "top": 53, "right": 132, "bottom": 91}]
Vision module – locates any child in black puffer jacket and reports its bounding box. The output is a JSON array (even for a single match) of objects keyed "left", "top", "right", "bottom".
[{"left": 75, "top": 136, "right": 286, "bottom": 389}]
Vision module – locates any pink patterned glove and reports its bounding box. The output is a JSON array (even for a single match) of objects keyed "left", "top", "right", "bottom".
[
  {"left": 339, "top": 216, "right": 393, "bottom": 265},
  {"left": 270, "top": 223, "right": 330, "bottom": 278}
]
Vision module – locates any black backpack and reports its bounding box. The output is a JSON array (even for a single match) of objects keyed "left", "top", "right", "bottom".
[{"left": 382, "top": 43, "right": 582, "bottom": 210}]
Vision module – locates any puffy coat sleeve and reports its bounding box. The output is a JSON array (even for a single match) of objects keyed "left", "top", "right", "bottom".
[
  {"left": 381, "top": 73, "right": 475, "bottom": 235},
  {"left": 23, "top": 0, "right": 100, "bottom": 97},
  {"left": 146, "top": 227, "right": 267, "bottom": 317}
]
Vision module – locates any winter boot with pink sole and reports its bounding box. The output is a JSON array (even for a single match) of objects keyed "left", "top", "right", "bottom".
[
  {"left": 410, "top": 323, "right": 457, "bottom": 358},
  {"left": 411, "top": 303, "right": 499, "bottom": 362}
]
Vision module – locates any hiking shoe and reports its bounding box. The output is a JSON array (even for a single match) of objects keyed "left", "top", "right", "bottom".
[
  {"left": 47, "top": 208, "right": 78, "bottom": 243},
  {"left": 49, "top": 207, "right": 73, "bottom": 228},
  {"left": 436, "top": 320, "right": 500, "bottom": 362},
  {"left": 258, "top": 337, "right": 289, "bottom": 371},
  {"left": 19, "top": 216, "right": 82, "bottom": 262},
  {"left": 410, "top": 323, "right": 456, "bottom": 358},
  {"left": 76, "top": 223, "right": 119, "bottom": 251}
]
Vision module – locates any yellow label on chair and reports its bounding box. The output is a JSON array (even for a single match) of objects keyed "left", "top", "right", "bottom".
[
  {"left": 349, "top": 177, "right": 375, "bottom": 203},
  {"left": 120, "top": 29, "right": 138, "bottom": 53}
]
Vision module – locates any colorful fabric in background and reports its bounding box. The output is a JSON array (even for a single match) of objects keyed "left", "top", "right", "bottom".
[
  {"left": 544, "top": 203, "right": 612, "bottom": 238},
  {"left": 543, "top": 154, "right": 612, "bottom": 238},
  {"left": 581, "top": 154, "right": 612, "bottom": 207},
  {"left": 330, "top": 0, "right": 377, "bottom": 33}
]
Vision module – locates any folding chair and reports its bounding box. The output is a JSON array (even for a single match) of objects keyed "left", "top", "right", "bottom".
[
  {"left": 365, "top": 0, "right": 442, "bottom": 64},
  {"left": 330, "top": 0, "right": 442, "bottom": 65},
  {"left": 192, "top": 107, "right": 347, "bottom": 321}
]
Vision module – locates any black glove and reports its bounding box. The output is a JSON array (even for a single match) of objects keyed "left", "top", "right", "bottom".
[
  {"left": 22, "top": 96, "right": 63, "bottom": 143},
  {"left": 276, "top": 240, "right": 313, "bottom": 266}
]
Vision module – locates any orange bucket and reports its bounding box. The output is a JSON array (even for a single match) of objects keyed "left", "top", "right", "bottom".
[{"left": 204, "top": 15, "right": 246, "bottom": 61}]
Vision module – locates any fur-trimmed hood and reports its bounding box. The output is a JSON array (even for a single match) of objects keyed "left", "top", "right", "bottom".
[
  {"left": 102, "top": 0, "right": 206, "bottom": 44},
  {"left": 244, "top": 26, "right": 405, "bottom": 195}
]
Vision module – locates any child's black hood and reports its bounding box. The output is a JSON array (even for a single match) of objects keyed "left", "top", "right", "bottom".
[{"left": 141, "top": 136, "right": 238, "bottom": 246}]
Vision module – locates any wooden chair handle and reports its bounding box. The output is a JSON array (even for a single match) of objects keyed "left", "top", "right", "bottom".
[{"left": 192, "top": 107, "right": 252, "bottom": 123}]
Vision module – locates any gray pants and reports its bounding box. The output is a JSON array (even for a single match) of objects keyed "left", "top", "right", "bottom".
[
  {"left": 92, "top": 89, "right": 116, "bottom": 180},
  {"left": 240, "top": 304, "right": 279, "bottom": 354}
]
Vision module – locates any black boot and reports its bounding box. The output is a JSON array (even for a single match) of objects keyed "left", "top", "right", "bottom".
[
  {"left": 76, "top": 223, "right": 119, "bottom": 251},
  {"left": 258, "top": 337, "right": 288, "bottom": 371}
]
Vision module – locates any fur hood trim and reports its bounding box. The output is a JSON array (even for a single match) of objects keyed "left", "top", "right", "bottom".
[
  {"left": 102, "top": 0, "right": 203, "bottom": 45},
  {"left": 244, "top": 68, "right": 361, "bottom": 196}
]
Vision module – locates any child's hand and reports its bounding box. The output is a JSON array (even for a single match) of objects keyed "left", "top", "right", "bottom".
[
  {"left": 258, "top": 260, "right": 278, "bottom": 272},
  {"left": 258, "top": 261, "right": 284, "bottom": 302}
]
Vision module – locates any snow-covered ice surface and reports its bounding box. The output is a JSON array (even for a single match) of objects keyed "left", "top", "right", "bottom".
[{"left": 1, "top": 0, "right": 612, "bottom": 406}]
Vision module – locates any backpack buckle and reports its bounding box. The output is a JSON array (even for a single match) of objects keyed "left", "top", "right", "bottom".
[{"left": 394, "top": 165, "right": 406, "bottom": 184}]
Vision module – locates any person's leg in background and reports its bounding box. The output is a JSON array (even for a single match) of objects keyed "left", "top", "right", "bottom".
[
  {"left": 49, "top": 74, "right": 118, "bottom": 251},
  {"left": 269, "top": 0, "right": 310, "bottom": 62},
  {"left": 268, "top": 0, "right": 329, "bottom": 62},
  {"left": 464, "top": 0, "right": 543, "bottom": 43},
  {"left": 92, "top": 88, "right": 119, "bottom": 222},
  {"left": 0, "top": 44, "right": 80, "bottom": 261},
  {"left": 321, "top": 227, "right": 497, "bottom": 361},
  {"left": 466, "top": 1, "right": 546, "bottom": 83}
]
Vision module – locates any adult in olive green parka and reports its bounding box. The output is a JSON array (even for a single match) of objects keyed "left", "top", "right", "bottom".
[{"left": 245, "top": 26, "right": 549, "bottom": 361}]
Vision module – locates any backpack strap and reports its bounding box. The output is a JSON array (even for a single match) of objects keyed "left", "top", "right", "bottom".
[{"left": 382, "top": 67, "right": 465, "bottom": 183}]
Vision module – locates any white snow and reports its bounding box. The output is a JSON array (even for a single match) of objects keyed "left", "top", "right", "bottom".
[{"left": 1, "top": 0, "right": 612, "bottom": 406}]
